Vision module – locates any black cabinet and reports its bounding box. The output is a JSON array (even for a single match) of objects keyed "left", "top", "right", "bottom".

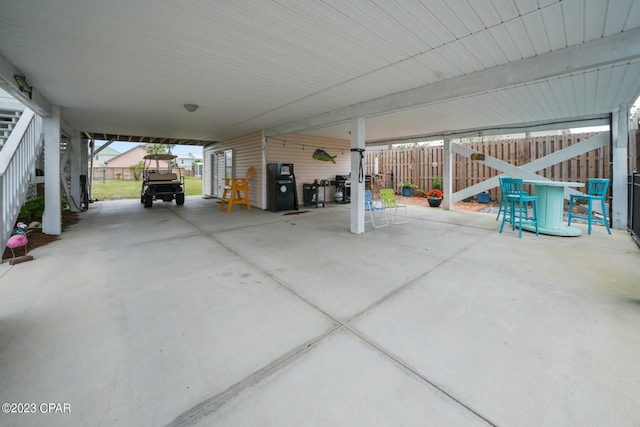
[{"left": 303, "top": 183, "right": 326, "bottom": 208}]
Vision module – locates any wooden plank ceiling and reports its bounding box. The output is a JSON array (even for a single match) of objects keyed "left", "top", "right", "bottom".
[{"left": 0, "top": 0, "right": 639, "bottom": 144}]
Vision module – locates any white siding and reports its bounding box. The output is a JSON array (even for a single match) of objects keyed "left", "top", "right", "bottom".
[{"left": 266, "top": 134, "right": 350, "bottom": 203}]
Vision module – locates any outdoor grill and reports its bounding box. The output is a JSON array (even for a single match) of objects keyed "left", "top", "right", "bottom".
[{"left": 333, "top": 174, "right": 351, "bottom": 203}]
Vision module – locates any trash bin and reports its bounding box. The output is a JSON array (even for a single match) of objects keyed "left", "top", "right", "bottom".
[{"left": 267, "top": 163, "right": 298, "bottom": 211}]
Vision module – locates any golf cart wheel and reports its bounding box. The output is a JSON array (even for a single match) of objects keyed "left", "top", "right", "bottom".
[
  {"left": 176, "top": 193, "right": 185, "bottom": 205},
  {"left": 144, "top": 195, "right": 153, "bottom": 208}
]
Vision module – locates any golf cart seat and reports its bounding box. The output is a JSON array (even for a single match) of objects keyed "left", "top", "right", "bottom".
[{"left": 148, "top": 172, "right": 178, "bottom": 182}]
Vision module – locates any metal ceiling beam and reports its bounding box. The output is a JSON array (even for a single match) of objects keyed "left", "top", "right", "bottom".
[{"left": 265, "top": 28, "right": 640, "bottom": 137}]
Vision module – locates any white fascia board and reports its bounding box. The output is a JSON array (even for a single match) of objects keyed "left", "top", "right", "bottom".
[
  {"left": 366, "top": 115, "right": 610, "bottom": 146},
  {"left": 265, "top": 28, "right": 640, "bottom": 137},
  {"left": 0, "top": 53, "right": 51, "bottom": 117}
]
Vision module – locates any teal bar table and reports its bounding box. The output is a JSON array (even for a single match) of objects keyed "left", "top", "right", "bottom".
[{"left": 522, "top": 180, "right": 584, "bottom": 236}]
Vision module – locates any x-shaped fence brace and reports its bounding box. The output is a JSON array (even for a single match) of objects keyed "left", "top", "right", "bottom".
[{"left": 451, "top": 132, "right": 608, "bottom": 213}]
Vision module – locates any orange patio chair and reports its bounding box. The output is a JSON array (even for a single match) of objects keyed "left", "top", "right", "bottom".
[{"left": 220, "top": 166, "right": 253, "bottom": 213}]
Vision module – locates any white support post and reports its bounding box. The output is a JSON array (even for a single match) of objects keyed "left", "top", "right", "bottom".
[
  {"left": 611, "top": 105, "right": 630, "bottom": 230},
  {"left": 69, "top": 130, "right": 81, "bottom": 212},
  {"left": 261, "top": 131, "right": 267, "bottom": 210},
  {"left": 43, "top": 106, "right": 61, "bottom": 235},
  {"left": 350, "top": 117, "right": 365, "bottom": 234},
  {"left": 443, "top": 138, "right": 453, "bottom": 210},
  {"left": 80, "top": 135, "right": 88, "bottom": 176},
  {"left": 88, "top": 139, "right": 95, "bottom": 201}
]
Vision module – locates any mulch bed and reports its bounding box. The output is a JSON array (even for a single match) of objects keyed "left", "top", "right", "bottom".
[
  {"left": 398, "top": 195, "right": 497, "bottom": 212},
  {"left": 2, "top": 210, "right": 80, "bottom": 260}
]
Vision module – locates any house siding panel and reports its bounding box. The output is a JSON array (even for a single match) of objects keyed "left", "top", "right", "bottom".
[{"left": 266, "top": 134, "right": 350, "bottom": 203}]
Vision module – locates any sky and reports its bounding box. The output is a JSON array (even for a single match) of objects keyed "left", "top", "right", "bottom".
[{"left": 94, "top": 141, "right": 203, "bottom": 156}]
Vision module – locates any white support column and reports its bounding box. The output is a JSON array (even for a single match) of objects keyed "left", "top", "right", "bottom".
[
  {"left": 443, "top": 138, "right": 453, "bottom": 210},
  {"left": 43, "top": 106, "right": 61, "bottom": 235},
  {"left": 69, "top": 130, "right": 81, "bottom": 212},
  {"left": 611, "top": 105, "right": 630, "bottom": 230},
  {"left": 261, "top": 131, "right": 267, "bottom": 210},
  {"left": 81, "top": 136, "right": 89, "bottom": 207},
  {"left": 350, "top": 117, "right": 365, "bottom": 234},
  {"left": 88, "top": 139, "right": 95, "bottom": 201},
  {"left": 80, "top": 135, "right": 88, "bottom": 176}
]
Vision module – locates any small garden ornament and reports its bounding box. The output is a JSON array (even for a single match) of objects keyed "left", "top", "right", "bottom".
[{"left": 6, "top": 222, "right": 34, "bottom": 264}]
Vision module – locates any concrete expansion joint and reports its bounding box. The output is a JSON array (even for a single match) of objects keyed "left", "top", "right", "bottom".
[
  {"left": 342, "top": 323, "right": 498, "bottom": 427},
  {"left": 167, "top": 325, "right": 342, "bottom": 427},
  {"left": 345, "top": 253, "right": 459, "bottom": 325}
]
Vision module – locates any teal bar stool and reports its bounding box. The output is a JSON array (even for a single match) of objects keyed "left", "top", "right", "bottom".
[
  {"left": 568, "top": 178, "right": 611, "bottom": 235},
  {"left": 499, "top": 177, "right": 539, "bottom": 238},
  {"left": 496, "top": 176, "right": 510, "bottom": 221}
]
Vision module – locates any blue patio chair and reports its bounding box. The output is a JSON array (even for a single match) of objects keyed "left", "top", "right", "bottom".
[
  {"left": 567, "top": 178, "right": 611, "bottom": 235},
  {"left": 499, "top": 177, "right": 538, "bottom": 238},
  {"left": 365, "top": 189, "right": 388, "bottom": 228}
]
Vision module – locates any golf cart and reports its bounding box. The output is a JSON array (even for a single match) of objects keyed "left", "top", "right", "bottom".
[{"left": 140, "top": 153, "right": 185, "bottom": 208}]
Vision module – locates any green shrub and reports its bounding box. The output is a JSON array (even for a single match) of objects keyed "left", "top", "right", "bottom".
[
  {"left": 129, "top": 161, "right": 144, "bottom": 181},
  {"left": 432, "top": 176, "right": 442, "bottom": 190},
  {"left": 18, "top": 196, "right": 68, "bottom": 223},
  {"left": 19, "top": 196, "right": 45, "bottom": 223}
]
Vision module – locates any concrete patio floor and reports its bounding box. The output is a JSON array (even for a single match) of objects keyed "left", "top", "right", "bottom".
[{"left": 1, "top": 196, "right": 639, "bottom": 427}]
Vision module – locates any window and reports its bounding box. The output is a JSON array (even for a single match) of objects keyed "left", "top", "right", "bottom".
[{"left": 225, "top": 149, "right": 233, "bottom": 180}]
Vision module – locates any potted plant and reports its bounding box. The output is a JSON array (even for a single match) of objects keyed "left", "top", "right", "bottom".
[
  {"left": 398, "top": 181, "right": 416, "bottom": 196},
  {"left": 426, "top": 189, "right": 443, "bottom": 207}
]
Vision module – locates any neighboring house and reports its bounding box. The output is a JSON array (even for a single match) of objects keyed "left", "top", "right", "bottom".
[
  {"left": 93, "top": 145, "right": 174, "bottom": 180},
  {"left": 106, "top": 145, "right": 148, "bottom": 168},
  {"left": 191, "top": 153, "right": 203, "bottom": 176},
  {"left": 175, "top": 152, "right": 203, "bottom": 176},
  {"left": 92, "top": 146, "right": 120, "bottom": 167}
]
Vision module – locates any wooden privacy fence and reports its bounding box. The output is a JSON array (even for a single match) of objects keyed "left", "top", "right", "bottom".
[
  {"left": 92, "top": 167, "right": 190, "bottom": 182},
  {"left": 365, "top": 132, "right": 609, "bottom": 201}
]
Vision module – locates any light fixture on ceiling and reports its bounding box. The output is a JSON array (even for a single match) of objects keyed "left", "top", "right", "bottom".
[{"left": 183, "top": 103, "right": 199, "bottom": 112}]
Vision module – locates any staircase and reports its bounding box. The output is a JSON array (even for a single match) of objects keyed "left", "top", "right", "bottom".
[
  {"left": 0, "top": 107, "right": 22, "bottom": 149},
  {"left": 0, "top": 107, "right": 44, "bottom": 253}
]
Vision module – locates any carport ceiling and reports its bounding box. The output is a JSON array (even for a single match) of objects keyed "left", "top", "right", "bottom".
[{"left": 1, "top": 1, "right": 640, "bottom": 145}]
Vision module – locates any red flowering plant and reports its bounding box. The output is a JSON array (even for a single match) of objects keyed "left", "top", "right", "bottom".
[{"left": 426, "top": 189, "right": 443, "bottom": 198}]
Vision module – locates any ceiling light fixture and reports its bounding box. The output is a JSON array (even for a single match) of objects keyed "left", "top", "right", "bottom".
[{"left": 183, "top": 103, "right": 199, "bottom": 112}]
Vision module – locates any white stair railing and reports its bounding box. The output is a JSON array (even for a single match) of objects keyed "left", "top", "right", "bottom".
[{"left": 0, "top": 109, "right": 43, "bottom": 252}]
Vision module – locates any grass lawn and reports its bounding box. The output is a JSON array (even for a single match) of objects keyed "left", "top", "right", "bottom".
[{"left": 91, "top": 176, "right": 202, "bottom": 200}]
